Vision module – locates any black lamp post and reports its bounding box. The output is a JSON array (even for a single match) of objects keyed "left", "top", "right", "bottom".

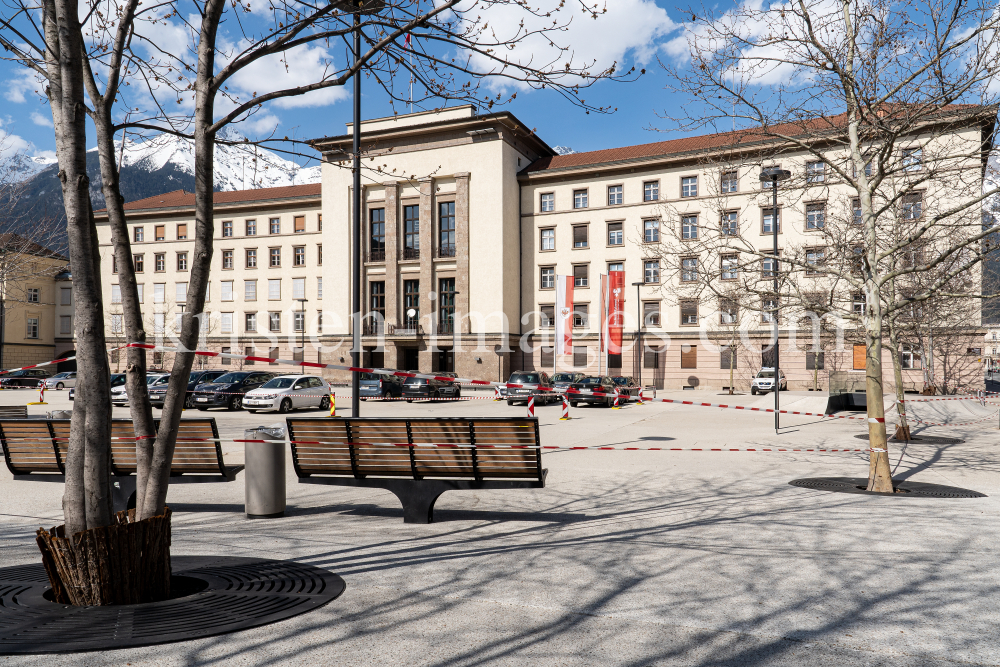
[
  {"left": 759, "top": 166, "right": 791, "bottom": 432},
  {"left": 296, "top": 298, "right": 308, "bottom": 362},
  {"left": 632, "top": 281, "right": 645, "bottom": 387}
]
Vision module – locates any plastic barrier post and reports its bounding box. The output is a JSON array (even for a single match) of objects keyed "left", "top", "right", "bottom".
[
  {"left": 560, "top": 395, "right": 570, "bottom": 420},
  {"left": 612, "top": 391, "right": 621, "bottom": 409},
  {"left": 527, "top": 395, "right": 535, "bottom": 418},
  {"left": 636, "top": 388, "right": 644, "bottom": 406},
  {"left": 29, "top": 384, "right": 47, "bottom": 405},
  {"left": 494, "top": 386, "right": 502, "bottom": 401},
  {"left": 330, "top": 392, "right": 336, "bottom": 417}
]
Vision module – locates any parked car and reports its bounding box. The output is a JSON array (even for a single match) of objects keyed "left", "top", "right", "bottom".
[
  {"left": 111, "top": 373, "right": 168, "bottom": 407},
  {"left": 751, "top": 368, "right": 787, "bottom": 394},
  {"left": 44, "top": 372, "right": 77, "bottom": 390},
  {"left": 506, "top": 371, "right": 557, "bottom": 406},
  {"left": 359, "top": 372, "right": 405, "bottom": 399},
  {"left": 243, "top": 375, "right": 331, "bottom": 413},
  {"left": 568, "top": 376, "right": 618, "bottom": 407},
  {"left": 71, "top": 373, "right": 125, "bottom": 401},
  {"left": 191, "top": 371, "right": 276, "bottom": 410},
  {"left": 611, "top": 376, "right": 640, "bottom": 402},
  {"left": 436, "top": 372, "right": 462, "bottom": 399},
  {"left": 148, "top": 369, "right": 228, "bottom": 409},
  {"left": 402, "top": 376, "right": 450, "bottom": 401},
  {"left": 552, "top": 372, "right": 586, "bottom": 396},
  {"left": 0, "top": 369, "right": 51, "bottom": 388}
]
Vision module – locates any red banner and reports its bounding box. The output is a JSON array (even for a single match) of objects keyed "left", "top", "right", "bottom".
[{"left": 608, "top": 271, "right": 625, "bottom": 354}]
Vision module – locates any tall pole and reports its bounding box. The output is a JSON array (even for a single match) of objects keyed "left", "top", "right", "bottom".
[
  {"left": 772, "top": 176, "right": 780, "bottom": 432},
  {"left": 351, "top": 10, "right": 362, "bottom": 417},
  {"left": 635, "top": 283, "right": 642, "bottom": 387}
]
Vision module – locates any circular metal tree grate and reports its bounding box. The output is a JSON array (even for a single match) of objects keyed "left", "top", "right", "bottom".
[
  {"left": 790, "top": 477, "right": 986, "bottom": 498},
  {"left": 0, "top": 555, "right": 345, "bottom": 655}
]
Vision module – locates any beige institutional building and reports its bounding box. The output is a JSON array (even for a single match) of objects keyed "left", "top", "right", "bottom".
[{"left": 84, "top": 105, "right": 990, "bottom": 391}]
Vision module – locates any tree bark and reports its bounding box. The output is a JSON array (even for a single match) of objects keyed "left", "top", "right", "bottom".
[
  {"left": 888, "top": 323, "right": 912, "bottom": 441},
  {"left": 139, "top": 0, "right": 224, "bottom": 520}
]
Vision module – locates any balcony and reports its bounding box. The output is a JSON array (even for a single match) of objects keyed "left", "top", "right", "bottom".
[
  {"left": 401, "top": 247, "right": 420, "bottom": 261},
  {"left": 362, "top": 320, "right": 385, "bottom": 336},
  {"left": 366, "top": 249, "right": 385, "bottom": 263},
  {"left": 437, "top": 245, "right": 456, "bottom": 258},
  {"left": 437, "top": 321, "right": 454, "bottom": 334}
]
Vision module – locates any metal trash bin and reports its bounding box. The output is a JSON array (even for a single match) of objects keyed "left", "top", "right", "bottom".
[{"left": 244, "top": 424, "right": 286, "bottom": 519}]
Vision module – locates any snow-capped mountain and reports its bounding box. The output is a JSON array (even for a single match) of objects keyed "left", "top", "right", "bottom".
[
  {"left": 4, "top": 152, "right": 58, "bottom": 182},
  {"left": 552, "top": 146, "right": 576, "bottom": 156}
]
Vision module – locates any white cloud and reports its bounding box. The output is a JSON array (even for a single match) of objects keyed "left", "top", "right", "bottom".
[
  {"left": 4, "top": 68, "right": 41, "bottom": 103},
  {"left": 30, "top": 111, "right": 52, "bottom": 127},
  {"left": 224, "top": 42, "right": 349, "bottom": 110},
  {"left": 242, "top": 113, "right": 281, "bottom": 134}
]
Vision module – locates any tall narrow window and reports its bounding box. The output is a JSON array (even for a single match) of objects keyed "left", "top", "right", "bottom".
[
  {"left": 438, "top": 201, "right": 456, "bottom": 257},
  {"left": 607, "top": 223, "right": 622, "bottom": 246},
  {"left": 901, "top": 192, "right": 923, "bottom": 220},
  {"left": 607, "top": 185, "right": 623, "bottom": 205},
  {"left": 292, "top": 278, "right": 305, "bottom": 300},
  {"left": 222, "top": 250, "right": 233, "bottom": 269},
  {"left": 221, "top": 314, "right": 233, "bottom": 334},
  {"left": 317, "top": 277, "right": 323, "bottom": 298},
  {"left": 293, "top": 246, "right": 306, "bottom": 266},
  {"left": 643, "top": 301, "right": 660, "bottom": 327},
  {"left": 317, "top": 244, "right": 322, "bottom": 266},
  {"left": 26, "top": 316, "right": 41, "bottom": 339},
  {"left": 644, "top": 260, "right": 660, "bottom": 284},
  {"left": 61, "top": 287, "right": 72, "bottom": 305},
  {"left": 806, "top": 161, "right": 826, "bottom": 183},
  {"left": 403, "top": 204, "right": 420, "bottom": 259},
  {"left": 268, "top": 279, "right": 281, "bottom": 300},
  {"left": 573, "top": 189, "right": 588, "bottom": 209},
  {"left": 269, "top": 218, "right": 281, "bottom": 234},
  {"left": 721, "top": 171, "right": 738, "bottom": 193},
  {"left": 721, "top": 211, "right": 738, "bottom": 236},
  {"left": 369, "top": 208, "right": 385, "bottom": 261},
  {"left": 573, "top": 304, "right": 588, "bottom": 327},
  {"left": 573, "top": 225, "right": 588, "bottom": 248},
  {"left": 403, "top": 280, "right": 420, "bottom": 328},
  {"left": 269, "top": 312, "right": 281, "bottom": 332},
  {"left": 681, "top": 257, "right": 699, "bottom": 282},
  {"left": 222, "top": 220, "right": 233, "bottom": 237},
  {"left": 246, "top": 248, "right": 257, "bottom": 268},
  {"left": 644, "top": 219, "right": 660, "bottom": 243},
  {"left": 541, "top": 228, "right": 556, "bottom": 250},
  {"left": 681, "top": 215, "right": 698, "bottom": 240},
  {"left": 176, "top": 252, "right": 188, "bottom": 271},
  {"left": 155, "top": 225, "right": 165, "bottom": 241},
  {"left": 681, "top": 344, "right": 698, "bottom": 368},
  {"left": 370, "top": 281, "right": 385, "bottom": 333},
  {"left": 111, "top": 285, "right": 122, "bottom": 304},
  {"left": 806, "top": 203, "right": 826, "bottom": 230},
  {"left": 762, "top": 254, "right": 778, "bottom": 278},
  {"left": 134, "top": 226, "right": 144, "bottom": 242},
  {"left": 852, "top": 198, "right": 863, "bottom": 225},
  {"left": 245, "top": 219, "right": 257, "bottom": 236},
  {"left": 154, "top": 283, "right": 165, "bottom": 303},
  {"left": 540, "top": 193, "right": 555, "bottom": 212},
  {"left": 540, "top": 304, "right": 555, "bottom": 327},
  {"left": 244, "top": 280, "right": 257, "bottom": 301},
  {"left": 902, "top": 147, "right": 923, "bottom": 171},
  {"left": 573, "top": 264, "right": 588, "bottom": 288},
  {"left": 245, "top": 313, "right": 257, "bottom": 332},
  {"left": 269, "top": 247, "right": 281, "bottom": 267},
  {"left": 806, "top": 248, "right": 826, "bottom": 274},
  {"left": 721, "top": 254, "right": 738, "bottom": 280},
  {"left": 134, "top": 254, "right": 144, "bottom": 272},
  {"left": 540, "top": 267, "right": 555, "bottom": 289},
  {"left": 176, "top": 224, "right": 187, "bottom": 240},
  {"left": 155, "top": 253, "right": 165, "bottom": 271},
  {"left": 644, "top": 181, "right": 659, "bottom": 201},
  {"left": 221, "top": 281, "right": 233, "bottom": 301},
  {"left": 681, "top": 176, "right": 698, "bottom": 197},
  {"left": 762, "top": 208, "right": 779, "bottom": 234},
  {"left": 720, "top": 298, "right": 738, "bottom": 324},
  {"left": 176, "top": 282, "right": 187, "bottom": 303},
  {"left": 439, "top": 278, "right": 456, "bottom": 333},
  {"left": 680, "top": 300, "right": 698, "bottom": 325},
  {"left": 294, "top": 215, "right": 305, "bottom": 232},
  {"left": 762, "top": 297, "right": 779, "bottom": 323}
]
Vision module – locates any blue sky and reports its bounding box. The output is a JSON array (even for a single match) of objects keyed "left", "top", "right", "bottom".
[{"left": 0, "top": 0, "right": 704, "bottom": 166}]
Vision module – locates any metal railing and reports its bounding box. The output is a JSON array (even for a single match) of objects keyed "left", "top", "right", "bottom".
[
  {"left": 401, "top": 247, "right": 420, "bottom": 260},
  {"left": 437, "top": 245, "right": 456, "bottom": 258},
  {"left": 367, "top": 249, "right": 385, "bottom": 263}
]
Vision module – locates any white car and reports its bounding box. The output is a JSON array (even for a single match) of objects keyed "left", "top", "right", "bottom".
[
  {"left": 44, "top": 372, "right": 77, "bottom": 390},
  {"left": 751, "top": 368, "right": 787, "bottom": 394},
  {"left": 243, "top": 375, "right": 331, "bottom": 413},
  {"left": 111, "top": 373, "right": 168, "bottom": 406}
]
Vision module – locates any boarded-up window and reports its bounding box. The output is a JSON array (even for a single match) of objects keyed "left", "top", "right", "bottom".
[
  {"left": 681, "top": 345, "right": 697, "bottom": 369},
  {"left": 853, "top": 344, "right": 866, "bottom": 370},
  {"left": 294, "top": 215, "right": 306, "bottom": 232},
  {"left": 573, "top": 346, "right": 588, "bottom": 367},
  {"left": 644, "top": 348, "right": 660, "bottom": 369},
  {"left": 720, "top": 346, "right": 737, "bottom": 370},
  {"left": 807, "top": 351, "right": 825, "bottom": 370},
  {"left": 608, "top": 354, "right": 622, "bottom": 369},
  {"left": 269, "top": 346, "right": 279, "bottom": 364}
]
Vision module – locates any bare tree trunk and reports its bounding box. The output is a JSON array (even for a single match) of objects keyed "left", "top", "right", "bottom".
[
  {"left": 139, "top": 0, "right": 223, "bottom": 520},
  {"left": 864, "top": 313, "right": 893, "bottom": 492},
  {"left": 887, "top": 323, "right": 912, "bottom": 441}
]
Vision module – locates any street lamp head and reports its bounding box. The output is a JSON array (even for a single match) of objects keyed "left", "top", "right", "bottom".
[
  {"left": 631, "top": 281, "right": 646, "bottom": 286},
  {"left": 759, "top": 167, "right": 792, "bottom": 182},
  {"left": 336, "top": 0, "right": 385, "bottom": 13}
]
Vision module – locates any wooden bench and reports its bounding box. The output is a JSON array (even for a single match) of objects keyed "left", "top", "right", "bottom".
[
  {"left": 287, "top": 417, "right": 547, "bottom": 523},
  {"left": 0, "top": 406, "right": 27, "bottom": 418},
  {"left": 0, "top": 418, "right": 242, "bottom": 512}
]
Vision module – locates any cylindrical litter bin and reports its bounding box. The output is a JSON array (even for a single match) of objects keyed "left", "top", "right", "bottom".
[{"left": 244, "top": 425, "right": 286, "bottom": 519}]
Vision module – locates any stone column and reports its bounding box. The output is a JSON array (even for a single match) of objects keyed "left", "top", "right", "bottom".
[
  {"left": 383, "top": 181, "right": 399, "bottom": 329},
  {"left": 455, "top": 173, "right": 471, "bottom": 336},
  {"left": 418, "top": 178, "right": 435, "bottom": 373}
]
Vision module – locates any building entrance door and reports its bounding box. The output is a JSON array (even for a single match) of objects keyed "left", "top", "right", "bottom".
[{"left": 402, "top": 347, "right": 419, "bottom": 371}]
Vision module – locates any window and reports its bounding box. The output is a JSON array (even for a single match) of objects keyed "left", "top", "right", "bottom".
[
  {"left": 369, "top": 208, "right": 385, "bottom": 261},
  {"left": 762, "top": 254, "right": 777, "bottom": 278},
  {"left": 134, "top": 254, "right": 144, "bottom": 272},
  {"left": 806, "top": 247, "right": 825, "bottom": 275},
  {"left": 681, "top": 215, "right": 698, "bottom": 240},
  {"left": 242, "top": 347, "right": 254, "bottom": 365},
  {"left": 762, "top": 208, "right": 779, "bottom": 234},
  {"left": 112, "top": 254, "right": 118, "bottom": 273},
  {"left": 681, "top": 257, "right": 699, "bottom": 282},
  {"left": 318, "top": 214, "right": 322, "bottom": 231},
  {"left": 222, "top": 250, "right": 233, "bottom": 269},
  {"left": 573, "top": 225, "right": 588, "bottom": 248},
  {"left": 153, "top": 283, "right": 165, "bottom": 303},
  {"left": 176, "top": 252, "right": 188, "bottom": 271},
  {"left": 293, "top": 312, "right": 305, "bottom": 333},
  {"left": 540, "top": 193, "right": 555, "bottom": 212},
  {"left": 572, "top": 264, "right": 588, "bottom": 288},
  {"left": 573, "top": 304, "right": 588, "bottom": 328},
  {"left": 643, "top": 301, "right": 660, "bottom": 327},
  {"left": 439, "top": 278, "right": 456, "bottom": 332},
  {"left": 245, "top": 313, "right": 257, "bottom": 332},
  {"left": 110, "top": 314, "right": 123, "bottom": 334},
  {"left": 317, "top": 244, "right": 323, "bottom": 266},
  {"left": 269, "top": 312, "right": 281, "bottom": 332},
  {"left": 721, "top": 254, "right": 738, "bottom": 280},
  {"left": 681, "top": 344, "right": 697, "bottom": 368},
  {"left": 721, "top": 171, "right": 738, "bottom": 193},
  {"left": 573, "top": 189, "right": 588, "bottom": 209},
  {"left": 762, "top": 297, "right": 778, "bottom": 323},
  {"left": 607, "top": 223, "right": 623, "bottom": 246},
  {"left": 573, "top": 346, "right": 588, "bottom": 367},
  {"left": 901, "top": 192, "right": 923, "bottom": 220},
  {"left": 644, "top": 260, "right": 660, "bottom": 284},
  {"left": 177, "top": 224, "right": 187, "bottom": 240},
  {"left": 852, "top": 292, "right": 865, "bottom": 315},
  {"left": 680, "top": 300, "right": 698, "bottom": 325},
  {"left": 294, "top": 215, "right": 305, "bottom": 233},
  {"left": 155, "top": 225, "right": 165, "bottom": 241},
  {"left": 317, "top": 277, "right": 323, "bottom": 298},
  {"left": 60, "top": 287, "right": 71, "bottom": 306},
  {"left": 852, "top": 198, "right": 863, "bottom": 225},
  {"left": 246, "top": 248, "right": 257, "bottom": 268},
  {"left": 222, "top": 220, "right": 233, "bottom": 237},
  {"left": 540, "top": 267, "right": 555, "bottom": 289},
  {"left": 154, "top": 253, "right": 165, "bottom": 272},
  {"left": 268, "top": 279, "right": 281, "bottom": 300},
  {"left": 403, "top": 280, "right": 420, "bottom": 328},
  {"left": 292, "top": 278, "right": 305, "bottom": 300},
  {"left": 403, "top": 204, "right": 420, "bottom": 259},
  {"left": 608, "top": 185, "right": 623, "bottom": 206},
  {"left": 806, "top": 161, "right": 826, "bottom": 183},
  {"left": 608, "top": 262, "right": 624, "bottom": 273},
  {"left": 245, "top": 280, "right": 257, "bottom": 301},
  {"left": 370, "top": 282, "right": 385, "bottom": 323},
  {"left": 644, "top": 181, "right": 659, "bottom": 201},
  {"left": 317, "top": 312, "right": 323, "bottom": 331},
  {"left": 60, "top": 315, "right": 72, "bottom": 335},
  {"left": 806, "top": 203, "right": 826, "bottom": 230},
  {"left": 720, "top": 298, "right": 738, "bottom": 324},
  {"left": 246, "top": 219, "right": 257, "bottom": 236},
  {"left": 134, "top": 226, "right": 144, "bottom": 242},
  {"left": 176, "top": 282, "right": 187, "bottom": 303},
  {"left": 111, "top": 284, "right": 121, "bottom": 304},
  {"left": 721, "top": 211, "right": 738, "bottom": 236},
  {"left": 681, "top": 176, "right": 698, "bottom": 198},
  {"left": 720, "top": 346, "right": 737, "bottom": 369},
  {"left": 540, "top": 304, "right": 555, "bottom": 327},
  {"left": 27, "top": 287, "right": 39, "bottom": 303},
  {"left": 540, "top": 228, "right": 555, "bottom": 251},
  {"left": 902, "top": 147, "right": 922, "bottom": 172},
  {"left": 806, "top": 351, "right": 825, "bottom": 370},
  {"left": 269, "top": 247, "right": 281, "bottom": 267},
  {"left": 293, "top": 246, "right": 305, "bottom": 266},
  {"left": 221, "top": 281, "right": 233, "bottom": 301},
  {"left": 644, "top": 220, "right": 660, "bottom": 243},
  {"left": 901, "top": 344, "right": 922, "bottom": 369},
  {"left": 439, "top": 202, "right": 456, "bottom": 257}
]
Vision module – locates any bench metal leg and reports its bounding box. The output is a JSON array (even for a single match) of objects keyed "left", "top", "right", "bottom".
[
  {"left": 111, "top": 476, "right": 137, "bottom": 514},
  {"left": 385, "top": 482, "right": 447, "bottom": 524}
]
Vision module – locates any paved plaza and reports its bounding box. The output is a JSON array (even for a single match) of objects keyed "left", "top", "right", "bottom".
[{"left": 1, "top": 388, "right": 999, "bottom": 665}]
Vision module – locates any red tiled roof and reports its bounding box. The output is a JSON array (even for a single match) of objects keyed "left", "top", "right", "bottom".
[
  {"left": 114, "top": 183, "right": 322, "bottom": 212},
  {"left": 525, "top": 105, "right": 991, "bottom": 174}
]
